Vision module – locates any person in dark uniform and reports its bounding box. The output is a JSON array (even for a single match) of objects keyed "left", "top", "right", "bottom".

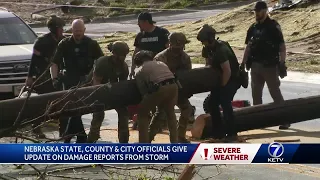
[
  {"left": 87, "top": 41, "right": 130, "bottom": 143},
  {"left": 241, "top": 1, "right": 289, "bottom": 130},
  {"left": 129, "top": 12, "right": 170, "bottom": 79},
  {"left": 197, "top": 24, "right": 241, "bottom": 141},
  {"left": 26, "top": 15, "right": 65, "bottom": 138},
  {"left": 50, "top": 19, "right": 104, "bottom": 143}
]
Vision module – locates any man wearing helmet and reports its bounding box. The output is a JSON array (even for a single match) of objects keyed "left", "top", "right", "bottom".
[
  {"left": 148, "top": 32, "right": 194, "bottom": 143},
  {"left": 86, "top": 41, "right": 130, "bottom": 143},
  {"left": 197, "top": 24, "right": 241, "bottom": 141},
  {"left": 134, "top": 50, "right": 178, "bottom": 143},
  {"left": 50, "top": 19, "right": 104, "bottom": 143},
  {"left": 25, "top": 15, "right": 66, "bottom": 138}
]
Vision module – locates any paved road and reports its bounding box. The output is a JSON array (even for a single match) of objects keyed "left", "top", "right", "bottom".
[{"left": 32, "top": 9, "right": 227, "bottom": 35}]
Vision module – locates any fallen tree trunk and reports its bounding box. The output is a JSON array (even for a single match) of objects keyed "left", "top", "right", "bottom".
[
  {"left": 233, "top": 95, "right": 320, "bottom": 132},
  {"left": 58, "top": 92, "right": 320, "bottom": 133},
  {"left": 0, "top": 67, "right": 220, "bottom": 130},
  {"left": 1, "top": 66, "right": 319, "bottom": 133}
]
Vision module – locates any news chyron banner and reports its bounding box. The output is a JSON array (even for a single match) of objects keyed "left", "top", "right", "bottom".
[{"left": 0, "top": 143, "right": 319, "bottom": 164}]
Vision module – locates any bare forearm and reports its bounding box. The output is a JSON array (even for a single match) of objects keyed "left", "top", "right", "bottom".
[
  {"left": 50, "top": 63, "right": 59, "bottom": 79},
  {"left": 279, "top": 43, "right": 286, "bottom": 63}
]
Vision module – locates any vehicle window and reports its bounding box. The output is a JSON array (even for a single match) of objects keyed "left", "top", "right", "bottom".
[{"left": 0, "top": 17, "right": 37, "bottom": 45}]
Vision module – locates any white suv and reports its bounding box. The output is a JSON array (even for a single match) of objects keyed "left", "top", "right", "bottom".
[{"left": 0, "top": 8, "right": 37, "bottom": 96}]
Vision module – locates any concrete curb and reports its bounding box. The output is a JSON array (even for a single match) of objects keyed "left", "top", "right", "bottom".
[{"left": 192, "top": 64, "right": 320, "bottom": 85}]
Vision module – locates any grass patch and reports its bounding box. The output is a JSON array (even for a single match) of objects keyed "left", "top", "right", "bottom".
[
  {"left": 286, "top": 54, "right": 320, "bottom": 73},
  {"left": 96, "top": 2, "right": 320, "bottom": 73},
  {"left": 161, "top": 0, "right": 198, "bottom": 9},
  {"left": 191, "top": 56, "right": 206, "bottom": 64}
]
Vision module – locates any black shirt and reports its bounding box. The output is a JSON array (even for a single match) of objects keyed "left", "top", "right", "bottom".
[
  {"left": 28, "top": 33, "right": 64, "bottom": 80},
  {"left": 202, "top": 40, "right": 239, "bottom": 79},
  {"left": 134, "top": 26, "right": 170, "bottom": 56},
  {"left": 245, "top": 17, "right": 284, "bottom": 63},
  {"left": 52, "top": 35, "right": 104, "bottom": 77}
]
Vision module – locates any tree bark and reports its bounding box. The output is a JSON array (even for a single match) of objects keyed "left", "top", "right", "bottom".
[
  {"left": 234, "top": 95, "right": 320, "bottom": 132},
  {"left": 1, "top": 66, "right": 319, "bottom": 133},
  {"left": 0, "top": 67, "right": 220, "bottom": 130}
]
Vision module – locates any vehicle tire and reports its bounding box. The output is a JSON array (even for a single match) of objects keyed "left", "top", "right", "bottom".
[{"left": 203, "top": 93, "right": 211, "bottom": 114}]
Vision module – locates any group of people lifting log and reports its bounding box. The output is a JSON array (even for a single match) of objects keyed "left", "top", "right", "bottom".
[{"left": 25, "top": 1, "right": 289, "bottom": 143}]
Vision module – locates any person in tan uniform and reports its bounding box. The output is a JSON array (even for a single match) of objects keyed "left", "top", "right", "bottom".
[
  {"left": 86, "top": 41, "right": 130, "bottom": 143},
  {"left": 149, "top": 32, "right": 193, "bottom": 143},
  {"left": 134, "top": 50, "right": 178, "bottom": 143}
]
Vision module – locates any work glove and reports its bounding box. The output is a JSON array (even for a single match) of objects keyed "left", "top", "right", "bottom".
[
  {"left": 278, "top": 61, "right": 287, "bottom": 79},
  {"left": 52, "top": 78, "right": 60, "bottom": 89},
  {"left": 129, "top": 72, "right": 135, "bottom": 80},
  {"left": 239, "top": 64, "right": 249, "bottom": 89}
]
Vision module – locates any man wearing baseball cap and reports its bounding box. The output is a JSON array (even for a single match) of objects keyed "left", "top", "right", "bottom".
[
  {"left": 130, "top": 12, "right": 170, "bottom": 79},
  {"left": 241, "top": 1, "right": 289, "bottom": 129}
]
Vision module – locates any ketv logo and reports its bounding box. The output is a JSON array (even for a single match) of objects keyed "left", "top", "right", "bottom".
[{"left": 267, "top": 142, "right": 284, "bottom": 163}]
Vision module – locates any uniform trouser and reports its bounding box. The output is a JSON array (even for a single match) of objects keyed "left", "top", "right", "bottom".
[
  {"left": 32, "top": 79, "right": 56, "bottom": 133},
  {"left": 149, "top": 97, "right": 193, "bottom": 142},
  {"left": 63, "top": 76, "right": 87, "bottom": 143},
  {"left": 137, "top": 83, "right": 178, "bottom": 143},
  {"left": 208, "top": 80, "right": 240, "bottom": 139},
  {"left": 250, "top": 62, "right": 284, "bottom": 105},
  {"left": 87, "top": 108, "right": 129, "bottom": 143}
]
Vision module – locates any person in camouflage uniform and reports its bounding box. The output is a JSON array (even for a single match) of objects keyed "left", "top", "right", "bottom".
[
  {"left": 87, "top": 41, "right": 130, "bottom": 143},
  {"left": 149, "top": 32, "right": 193, "bottom": 143},
  {"left": 26, "top": 15, "right": 66, "bottom": 138},
  {"left": 134, "top": 50, "right": 178, "bottom": 143}
]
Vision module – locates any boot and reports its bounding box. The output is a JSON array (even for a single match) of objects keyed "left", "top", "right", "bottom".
[
  {"left": 279, "top": 124, "right": 291, "bottom": 130},
  {"left": 64, "top": 136, "right": 72, "bottom": 143},
  {"left": 177, "top": 124, "right": 189, "bottom": 143},
  {"left": 76, "top": 134, "right": 87, "bottom": 143},
  {"left": 178, "top": 137, "right": 190, "bottom": 143},
  {"left": 87, "top": 131, "right": 100, "bottom": 143}
]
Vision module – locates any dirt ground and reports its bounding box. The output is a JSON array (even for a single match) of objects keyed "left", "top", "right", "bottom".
[
  {"left": 97, "top": 1, "right": 320, "bottom": 73},
  {"left": 96, "top": 124, "right": 320, "bottom": 144}
]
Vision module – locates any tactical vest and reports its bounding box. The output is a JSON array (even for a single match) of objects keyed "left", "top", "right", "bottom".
[
  {"left": 207, "top": 40, "right": 240, "bottom": 79},
  {"left": 249, "top": 20, "right": 280, "bottom": 66},
  {"left": 158, "top": 49, "right": 190, "bottom": 73},
  {"left": 102, "top": 58, "right": 128, "bottom": 84},
  {"left": 63, "top": 37, "right": 96, "bottom": 76}
]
